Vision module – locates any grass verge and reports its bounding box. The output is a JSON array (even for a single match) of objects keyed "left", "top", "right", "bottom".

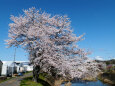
[{"left": 20, "top": 76, "right": 50, "bottom": 86}]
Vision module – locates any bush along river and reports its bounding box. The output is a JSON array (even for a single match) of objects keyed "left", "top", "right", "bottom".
[{"left": 61, "top": 80, "right": 113, "bottom": 86}]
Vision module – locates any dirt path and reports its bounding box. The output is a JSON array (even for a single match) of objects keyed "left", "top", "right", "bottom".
[{"left": 0, "top": 73, "right": 32, "bottom": 86}]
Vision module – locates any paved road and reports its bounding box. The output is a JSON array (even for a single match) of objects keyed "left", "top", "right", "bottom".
[{"left": 0, "top": 73, "right": 32, "bottom": 86}]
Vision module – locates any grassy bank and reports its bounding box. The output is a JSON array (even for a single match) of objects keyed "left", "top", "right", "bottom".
[
  {"left": 98, "top": 72, "right": 115, "bottom": 85},
  {"left": 20, "top": 76, "right": 50, "bottom": 86}
]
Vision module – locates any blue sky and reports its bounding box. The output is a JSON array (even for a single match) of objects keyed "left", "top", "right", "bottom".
[{"left": 0, "top": 0, "right": 115, "bottom": 61}]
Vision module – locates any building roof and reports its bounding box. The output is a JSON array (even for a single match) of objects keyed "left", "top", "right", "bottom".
[{"left": 2, "top": 61, "right": 29, "bottom": 66}]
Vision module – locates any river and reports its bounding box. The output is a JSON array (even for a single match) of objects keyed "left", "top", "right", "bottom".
[{"left": 61, "top": 80, "right": 112, "bottom": 86}]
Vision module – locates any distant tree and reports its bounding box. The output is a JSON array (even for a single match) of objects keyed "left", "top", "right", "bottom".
[{"left": 6, "top": 7, "right": 100, "bottom": 86}]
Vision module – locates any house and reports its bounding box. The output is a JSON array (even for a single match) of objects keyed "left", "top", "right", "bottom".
[
  {"left": 8, "top": 61, "right": 21, "bottom": 76},
  {"left": 1, "top": 61, "right": 13, "bottom": 76},
  {"left": 1, "top": 61, "right": 33, "bottom": 76},
  {"left": 19, "top": 62, "right": 33, "bottom": 73}
]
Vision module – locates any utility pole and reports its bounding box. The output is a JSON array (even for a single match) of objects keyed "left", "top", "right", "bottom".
[{"left": 12, "top": 48, "right": 16, "bottom": 77}]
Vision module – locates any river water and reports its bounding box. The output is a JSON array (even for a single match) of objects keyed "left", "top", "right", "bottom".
[{"left": 61, "top": 80, "right": 112, "bottom": 86}]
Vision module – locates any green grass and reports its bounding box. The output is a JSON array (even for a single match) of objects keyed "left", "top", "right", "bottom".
[
  {"left": 39, "top": 73, "right": 47, "bottom": 80},
  {"left": 20, "top": 76, "right": 50, "bottom": 86},
  {"left": 24, "top": 71, "right": 33, "bottom": 75}
]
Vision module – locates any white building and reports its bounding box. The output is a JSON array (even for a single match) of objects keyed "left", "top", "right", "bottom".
[
  {"left": 19, "top": 62, "right": 33, "bottom": 73},
  {"left": 1, "top": 61, "right": 13, "bottom": 76},
  {"left": 1, "top": 61, "right": 33, "bottom": 76}
]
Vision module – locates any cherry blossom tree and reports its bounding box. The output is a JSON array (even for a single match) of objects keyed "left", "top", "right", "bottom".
[{"left": 6, "top": 7, "right": 100, "bottom": 86}]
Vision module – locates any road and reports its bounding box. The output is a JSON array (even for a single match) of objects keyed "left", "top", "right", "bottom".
[{"left": 0, "top": 73, "right": 32, "bottom": 86}]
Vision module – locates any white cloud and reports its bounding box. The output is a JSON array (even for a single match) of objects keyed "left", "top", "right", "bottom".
[{"left": 95, "top": 56, "right": 104, "bottom": 61}]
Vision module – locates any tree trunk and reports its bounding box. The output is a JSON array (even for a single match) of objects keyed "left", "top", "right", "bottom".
[
  {"left": 32, "top": 66, "right": 64, "bottom": 86},
  {"left": 33, "top": 66, "right": 40, "bottom": 82}
]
